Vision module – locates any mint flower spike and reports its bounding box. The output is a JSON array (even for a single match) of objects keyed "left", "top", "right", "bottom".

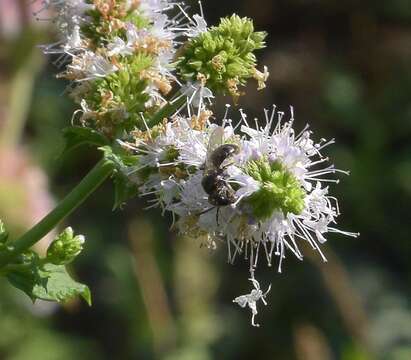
[
  {"left": 124, "top": 105, "right": 359, "bottom": 325},
  {"left": 134, "top": 105, "right": 359, "bottom": 270},
  {"left": 40, "top": 0, "right": 188, "bottom": 136},
  {"left": 47, "top": 227, "right": 85, "bottom": 265},
  {"left": 177, "top": 14, "right": 268, "bottom": 104}
]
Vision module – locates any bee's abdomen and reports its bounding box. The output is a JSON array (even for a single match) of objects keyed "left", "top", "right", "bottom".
[
  {"left": 201, "top": 170, "right": 222, "bottom": 194},
  {"left": 208, "top": 187, "right": 237, "bottom": 206}
]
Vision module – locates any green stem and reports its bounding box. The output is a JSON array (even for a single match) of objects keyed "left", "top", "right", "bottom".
[
  {"left": 0, "top": 159, "right": 114, "bottom": 267},
  {"left": 0, "top": 90, "right": 185, "bottom": 268}
]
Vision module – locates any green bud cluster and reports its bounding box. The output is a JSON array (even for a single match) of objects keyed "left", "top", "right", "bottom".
[
  {"left": 46, "top": 227, "right": 85, "bottom": 265},
  {"left": 79, "top": 55, "right": 154, "bottom": 137},
  {"left": 62, "top": 1, "right": 174, "bottom": 138},
  {"left": 244, "top": 159, "right": 306, "bottom": 220},
  {"left": 177, "top": 15, "right": 267, "bottom": 102}
]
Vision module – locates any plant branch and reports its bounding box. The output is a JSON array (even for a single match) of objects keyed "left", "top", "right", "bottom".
[
  {"left": 0, "top": 159, "right": 114, "bottom": 267},
  {"left": 0, "top": 86, "right": 186, "bottom": 268}
]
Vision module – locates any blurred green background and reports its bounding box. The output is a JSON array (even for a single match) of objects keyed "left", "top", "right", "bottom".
[{"left": 0, "top": 0, "right": 411, "bottom": 359}]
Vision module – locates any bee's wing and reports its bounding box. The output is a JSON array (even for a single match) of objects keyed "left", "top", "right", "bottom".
[{"left": 206, "top": 126, "right": 224, "bottom": 167}]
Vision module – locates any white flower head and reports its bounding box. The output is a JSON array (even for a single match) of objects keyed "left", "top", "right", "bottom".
[{"left": 131, "top": 105, "right": 358, "bottom": 325}]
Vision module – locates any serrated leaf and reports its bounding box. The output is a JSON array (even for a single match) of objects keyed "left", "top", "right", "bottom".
[
  {"left": 62, "top": 126, "right": 109, "bottom": 154},
  {"left": 33, "top": 264, "right": 91, "bottom": 305},
  {"left": 6, "top": 262, "right": 91, "bottom": 306}
]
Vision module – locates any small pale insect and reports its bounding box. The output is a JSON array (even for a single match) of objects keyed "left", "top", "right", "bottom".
[{"left": 233, "top": 277, "right": 271, "bottom": 327}]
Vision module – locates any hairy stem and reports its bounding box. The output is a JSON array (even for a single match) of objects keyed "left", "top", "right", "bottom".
[{"left": 0, "top": 159, "right": 114, "bottom": 267}]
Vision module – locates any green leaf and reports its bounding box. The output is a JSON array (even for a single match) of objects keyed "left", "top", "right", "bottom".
[
  {"left": 62, "top": 126, "right": 109, "bottom": 154},
  {"left": 113, "top": 173, "right": 139, "bottom": 210},
  {"left": 99, "top": 145, "right": 140, "bottom": 209},
  {"left": 33, "top": 264, "right": 91, "bottom": 305},
  {"left": 6, "top": 261, "right": 91, "bottom": 306}
]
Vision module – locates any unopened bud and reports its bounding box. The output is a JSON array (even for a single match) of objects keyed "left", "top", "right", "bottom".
[
  {"left": 47, "top": 227, "right": 85, "bottom": 265},
  {"left": 177, "top": 14, "right": 267, "bottom": 101}
]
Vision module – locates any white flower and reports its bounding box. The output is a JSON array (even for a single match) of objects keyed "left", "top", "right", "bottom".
[
  {"left": 180, "top": 81, "right": 214, "bottom": 108},
  {"left": 139, "top": 0, "right": 174, "bottom": 15},
  {"left": 228, "top": 169, "right": 260, "bottom": 200},
  {"left": 36, "top": 0, "right": 93, "bottom": 33},
  {"left": 150, "top": 13, "right": 176, "bottom": 41},
  {"left": 185, "top": 14, "right": 208, "bottom": 38},
  {"left": 233, "top": 277, "right": 271, "bottom": 327},
  {"left": 171, "top": 172, "right": 209, "bottom": 216},
  {"left": 107, "top": 24, "right": 139, "bottom": 57},
  {"left": 68, "top": 51, "right": 118, "bottom": 81}
]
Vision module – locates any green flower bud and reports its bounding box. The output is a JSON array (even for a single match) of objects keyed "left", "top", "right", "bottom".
[
  {"left": 47, "top": 227, "right": 85, "bottom": 265},
  {"left": 78, "top": 54, "right": 153, "bottom": 137},
  {"left": 244, "top": 159, "right": 306, "bottom": 220},
  {"left": 177, "top": 14, "right": 267, "bottom": 102}
]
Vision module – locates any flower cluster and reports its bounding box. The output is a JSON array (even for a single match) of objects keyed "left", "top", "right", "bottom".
[
  {"left": 121, "top": 106, "right": 358, "bottom": 324},
  {"left": 40, "top": 0, "right": 184, "bottom": 137},
  {"left": 40, "top": 0, "right": 268, "bottom": 137},
  {"left": 129, "top": 106, "right": 357, "bottom": 267},
  {"left": 177, "top": 14, "right": 268, "bottom": 104},
  {"left": 40, "top": 0, "right": 356, "bottom": 325}
]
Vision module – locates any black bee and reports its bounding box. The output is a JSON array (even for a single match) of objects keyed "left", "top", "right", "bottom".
[{"left": 201, "top": 127, "right": 240, "bottom": 207}]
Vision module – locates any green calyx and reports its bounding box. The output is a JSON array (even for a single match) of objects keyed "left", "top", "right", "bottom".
[
  {"left": 46, "top": 227, "right": 85, "bottom": 266},
  {"left": 163, "top": 146, "right": 180, "bottom": 162},
  {"left": 244, "top": 159, "right": 306, "bottom": 220},
  {"left": 177, "top": 14, "right": 267, "bottom": 101}
]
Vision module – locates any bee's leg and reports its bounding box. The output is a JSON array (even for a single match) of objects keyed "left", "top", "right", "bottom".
[{"left": 216, "top": 207, "right": 220, "bottom": 226}]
